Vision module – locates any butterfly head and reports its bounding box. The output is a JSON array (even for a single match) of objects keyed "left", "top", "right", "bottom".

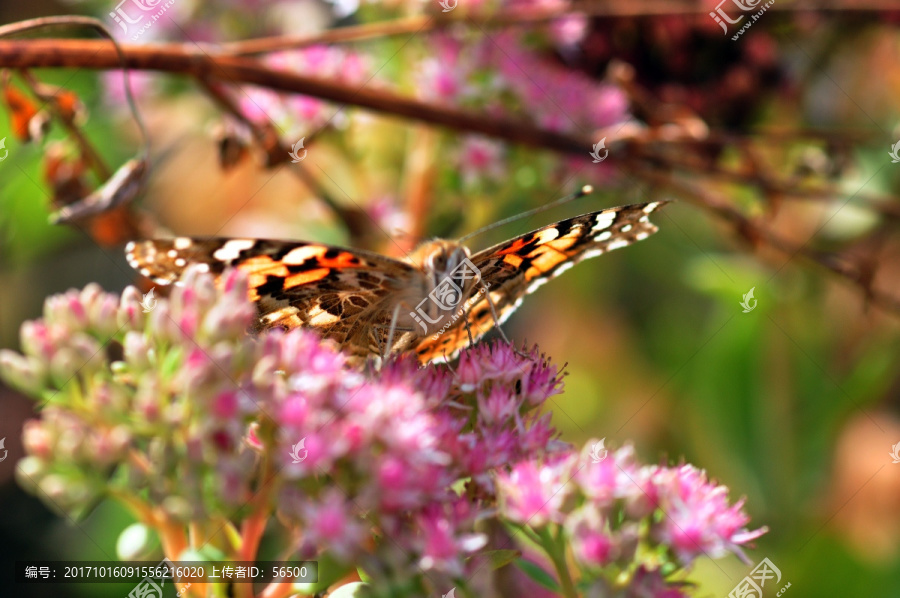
[{"left": 414, "top": 240, "right": 475, "bottom": 286}]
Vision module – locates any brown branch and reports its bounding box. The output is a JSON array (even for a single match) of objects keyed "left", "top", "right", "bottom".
[{"left": 0, "top": 38, "right": 588, "bottom": 155}]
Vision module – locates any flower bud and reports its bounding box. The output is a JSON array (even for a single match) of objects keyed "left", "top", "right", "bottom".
[
  {"left": 23, "top": 420, "right": 53, "bottom": 459},
  {"left": 89, "top": 293, "right": 121, "bottom": 337},
  {"left": 15, "top": 456, "right": 47, "bottom": 492},
  {"left": 116, "top": 523, "right": 158, "bottom": 561},
  {"left": 49, "top": 347, "right": 81, "bottom": 389},
  {"left": 123, "top": 331, "right": 151, "bottom": 370},
  {"left": 118, "top": 286, "right": 146, "bottom": 330},
  {"left": 0, "top": 351, "right": 44, "bottom": 395}
]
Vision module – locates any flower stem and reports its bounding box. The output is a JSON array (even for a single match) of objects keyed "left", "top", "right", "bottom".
[{"left": 537, "top": 527, "right": 578, "bottom": 598}]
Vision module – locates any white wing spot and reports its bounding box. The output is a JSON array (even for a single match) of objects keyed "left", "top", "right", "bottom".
[
  {"left": 643, "top": 202, "right": 659, "bottom": 213},
  {"left": 581, "top": 248, "right": 605, "bottom": 260},
  {"left": 635, "top": 232, "right": 649, "bottom": 241},
  {"left": 174, "top": 258, "right": 187, "bottom": 267},
  {"left": 592, "top": 211, "right": 616, "bottom": 232},
  {"left": 283, "top": 246, "right": 325, "bottom": 265},
  {"left": 607, "top": 240, "right": 630, "bottom": 251},
  {"left": 526, "top": 277, "right": 550, "bottom": 294},
  {"left": 554, "top": 261, "right": 575, "bottom": 276},
  {"left": 595, "top": 231, "right": 612, "bottom": 242},
  {"left": 174, "top": 238, "right": 192, "bottom": 250},
  {"left": 621, "top": 224, "right": 633, "bottom": 233},
  {"left": 213, "top": 240, "right": 256, "bottom": 261},
  {"left": 167, "top": 249, "right": 178, "bottom": 258},
  {"left": 639, "top": 216, "right": 649, "bottom": 223}
]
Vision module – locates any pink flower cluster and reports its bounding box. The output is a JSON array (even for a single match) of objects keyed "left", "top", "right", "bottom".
[
  {"left": 239, "top": 45, "right": 370, "bottom": 136},
  {"left": 497, "top": 442, "right": 768, "bottom": 593},
  {"left": 1, "top": 267, "right": 565, "bottom": 580},
  {"left": 417, "top": 31, "right": 629, "bottom": 134},
  {"left": 1, "top": 267, "right": 767, "bottom": 596}
]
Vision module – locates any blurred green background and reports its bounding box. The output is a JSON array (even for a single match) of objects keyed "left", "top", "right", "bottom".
[{"left": 2, "top": 0, "right": 900, "bottom": 596}]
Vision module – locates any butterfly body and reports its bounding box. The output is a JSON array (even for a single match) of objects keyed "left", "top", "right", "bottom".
[{"left": 126, "top": 200, "right": 667, "bottom": 363}]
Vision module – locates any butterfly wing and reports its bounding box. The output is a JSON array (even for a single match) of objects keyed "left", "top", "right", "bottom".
[
  {"left": 126, "top": 237, "right": 422, "bottom": 357},
  {"left": 410, "top": 201, "right": 669, "bottom": 363}
]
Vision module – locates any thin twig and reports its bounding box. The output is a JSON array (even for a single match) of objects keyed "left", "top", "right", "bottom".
[{"left": 18, "top": 69, "right": 112, "bottom": 180}]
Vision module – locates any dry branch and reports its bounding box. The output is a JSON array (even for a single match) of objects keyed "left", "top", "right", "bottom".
[{"left": 0, "top": 38, "right": 588, "bottom": 154}]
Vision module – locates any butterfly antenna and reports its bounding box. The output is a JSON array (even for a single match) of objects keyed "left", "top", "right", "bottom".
[{"left": 458, "top": 185, "right": 594, "bottom": 243}]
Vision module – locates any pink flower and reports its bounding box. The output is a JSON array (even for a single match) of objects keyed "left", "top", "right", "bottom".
[
  {"left": 650, "top": 465, "right": 768, "bottom": 564},
  {"left": 497, "top": 455, "right": 577, "bottom": 526},
  {"left": 566, "top": 507, "right": 616, "bottom": 566},
  {"left": 279, "top": 394, "right": 309, "bottom": 428},
  {"left": 627, "top": 565, "right": 689, "bottom": 598},
  {"left": 458, "top": 135, "right": 506, "bottom": 186},
  {"left": 551, "top": 14, "right": 589, "bottom": 47},
  {"left": 576, "top": 443, "right": 644, "bottom": 508},
  {"left": 415, "top": 500, "right": 487, "bottom": 575},
  {"left": 211, "top": 391, "right": 240, "bottom": 419},
  {"left": 300, "top": 490, "right": 365, "bottom": 561}
]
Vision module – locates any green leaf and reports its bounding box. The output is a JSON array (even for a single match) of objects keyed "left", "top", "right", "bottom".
[
  {"left": 515, "top": 558, "right": 560, "bottom": 592},
  {"left": 482, "top": 549, "right": 521, "bottom": 571}
]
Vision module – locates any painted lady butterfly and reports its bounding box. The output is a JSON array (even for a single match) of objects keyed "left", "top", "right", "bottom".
[{"left": 126, "top": 194, "right": 668, "bottom": 363}]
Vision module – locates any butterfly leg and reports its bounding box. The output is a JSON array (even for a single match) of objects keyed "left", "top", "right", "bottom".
[
  {"left": 463, "top": 314, "right": 475, "bottom": 346},
  {"left": 481, "top": 284, "right": 511, "bottom": 344},
  {"left": 382, "top": 303, "right": 402, "bottom": 362},
  {"left": 481, "top": 284, "right": 529, "bottom": 358}
]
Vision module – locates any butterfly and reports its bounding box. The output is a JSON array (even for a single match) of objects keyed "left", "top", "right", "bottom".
[{"left": 126, "top": 195, "right": 668, "bottom": 364}]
